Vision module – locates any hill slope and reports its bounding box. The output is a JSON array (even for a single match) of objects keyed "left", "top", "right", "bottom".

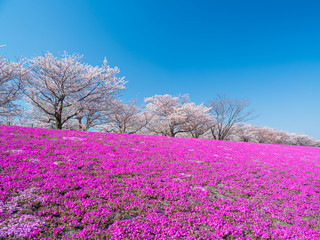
[{"left": 0, "top": 126, "right": 320, "bottom": 239}]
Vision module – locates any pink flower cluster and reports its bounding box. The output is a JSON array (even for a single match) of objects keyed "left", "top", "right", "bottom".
[{"left": 0, "top": 125, "right": 320, "bottom": 239}]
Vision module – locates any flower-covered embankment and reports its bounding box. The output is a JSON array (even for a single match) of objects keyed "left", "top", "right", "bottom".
[{"left": 0, "top": 125, "right": 320, "bottom": 239}]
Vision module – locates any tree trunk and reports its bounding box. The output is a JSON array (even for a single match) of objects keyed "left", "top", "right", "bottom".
[
  {"left": 55, "top": 116, "right": 63, "bottom": 129},
  {"left": 170, "top": 129, "right": 176, "bottom": 137},
  {"left": 77, "top": 117, "right": 83, "bottom": 131},
  {"left": 55, "top": 121, "right": 62, "bottom": 129}
]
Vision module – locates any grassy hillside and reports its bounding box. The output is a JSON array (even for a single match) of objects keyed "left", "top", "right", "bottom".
[{"left": 0, "top": 125, "right": 320, "bottom": 239}]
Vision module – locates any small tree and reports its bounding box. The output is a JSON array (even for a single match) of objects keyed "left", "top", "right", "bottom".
[
  {"left": 208, "top": 95, "right": 255, "bottom": 140},
  {"left": 98, "top": 100, "right": 151, "bottom": 134},
  {"left": 144, "top": 94, "right": 192, "bottom": 137},
  {"left": 228, "top": 123, "right": 258, "bottom": 142},
  {"left": 23, "top": 52, "right": 125, "bottom": 129},
  {"left": 72, "top": 94, "right": 109, "bottom": 131},
  {"left": 180, "top": 103, "right": 214, "bottom": 138},
  {"left": 144, "top": 94, "right": 212, "bottom": 138}
]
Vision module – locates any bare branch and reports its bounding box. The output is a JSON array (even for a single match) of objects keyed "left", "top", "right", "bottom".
[{"left": 208, "top": 95, "right": 256, "bottom": 140}]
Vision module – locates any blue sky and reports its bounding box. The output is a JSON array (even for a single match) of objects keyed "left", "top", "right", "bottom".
[{"left": 1, "top": 0, "right": 320, "bottom": 138}]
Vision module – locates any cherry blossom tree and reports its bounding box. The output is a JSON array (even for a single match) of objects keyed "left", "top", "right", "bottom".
[
  {"left": 144, "top": 94, "right": 189, "bottom": 137},
  {"left": 144, "top": 94, "right": 212, "bottom": 137},
  {"left": 71, "top": 91, "right": 110, "bottom": 131},
  {"left": 0, "top": 55, "right": 26, "bottom": 118},
  {"left": 228, "top": 124, "right": 320, "bottom": 147},
  {"left": 23, "top": 52, "right": 125, "bottom": 130},
  {"left": 253, "top": 127, "right": 285, "bottom": 144},
  {"left": 227, "top": 123, "right": 258, "bottom": 142},
  {"left": 289, "top": 133, "right": 318, "bottom": 147},
  {"left": 208, "top": 95, "right": 255, "bottom": 140},
  {"left": 97, "top": 100, "right": 151, "bottom": 134},
  {"left": 179, "top": 103, "right": 214, "bottom": 138}
]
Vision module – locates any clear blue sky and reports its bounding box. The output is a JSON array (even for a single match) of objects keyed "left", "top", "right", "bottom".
[{"left": 1, "top": 0, "right": 320, "bottom": 138}]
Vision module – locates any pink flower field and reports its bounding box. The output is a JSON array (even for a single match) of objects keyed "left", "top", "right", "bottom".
[{"left": 0, "top": 125, "right": 320, "bottom": 239}]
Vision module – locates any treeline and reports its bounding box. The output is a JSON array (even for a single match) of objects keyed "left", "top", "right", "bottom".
[
  {"left": 1, "top": 50, "right": 319, "bottom": 147},
  {"left": 226, "top": 123, "right": 320, "bottom": 147}
]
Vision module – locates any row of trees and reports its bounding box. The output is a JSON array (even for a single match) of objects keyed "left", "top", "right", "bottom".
[
  {"left": 228, "top": 123, "right": 320, "bottom": 147},
  {"left": 1, "top": 50, "right": 319, "bottom": 147}
]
